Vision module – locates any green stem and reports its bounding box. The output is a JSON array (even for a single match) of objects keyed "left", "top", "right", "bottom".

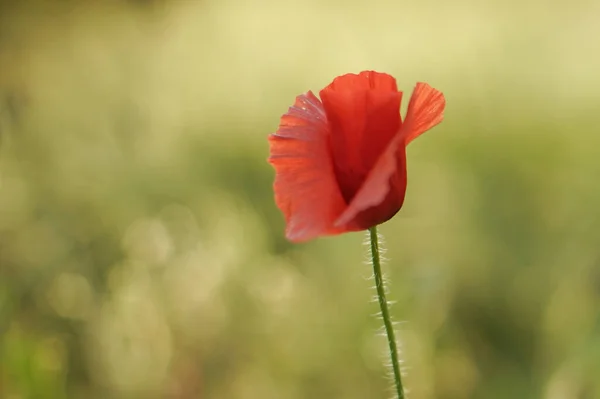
[{"left": 369, "top": 226, "right": 405, "bottom": 399}]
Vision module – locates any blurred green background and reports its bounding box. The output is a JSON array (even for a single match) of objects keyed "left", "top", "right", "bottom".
[{"left": 1, "top": 1, "right": 600, "bottom": 398}]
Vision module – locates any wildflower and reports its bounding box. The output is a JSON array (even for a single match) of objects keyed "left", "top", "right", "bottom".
[{"left": 269, "top": 71, "right": 445, "bottom": 242}]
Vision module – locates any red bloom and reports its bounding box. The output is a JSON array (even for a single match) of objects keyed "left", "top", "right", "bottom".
[{"left": 268, "top": 71, "right": 445, "bottom": 242}]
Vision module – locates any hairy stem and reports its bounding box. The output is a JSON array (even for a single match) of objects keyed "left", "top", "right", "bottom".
[{"left": 369, "top": 226, "right": 404, "bottom": 399}]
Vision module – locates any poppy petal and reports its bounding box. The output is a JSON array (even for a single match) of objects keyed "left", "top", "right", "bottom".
[
  {"left": 401, "top": 82, "right": 446, "bottom": 145},
  {"left": 333, "top": 133, "right": 406, "bottom": 228},
  {"left": 333, "top": 82, "right": 445, "bottom": 228},
  {"left": 268, "top": 91, "right": 348, "bottom": 242},
  {"left": 320, "top": 71, "right": 402, "bottom": 203}
]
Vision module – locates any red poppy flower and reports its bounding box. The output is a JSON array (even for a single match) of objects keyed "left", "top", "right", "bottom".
[{"left": 268, "top": 71, "right": 445, "bottom": 242}]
